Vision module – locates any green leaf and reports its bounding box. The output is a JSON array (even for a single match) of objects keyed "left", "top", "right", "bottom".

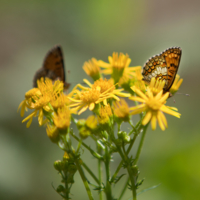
[
  {"left": 113, "top": 173, "right": 126, "bottom": 184},
  {"left": 137, "top": 183, "right": 161, "bottom": 195}
]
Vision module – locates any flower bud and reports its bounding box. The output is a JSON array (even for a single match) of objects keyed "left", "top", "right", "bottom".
[
  {"left": 56, "top": 185, "right": 65, "bottom": 193},
  {"left": 79, "top": 127, "right": 91, "bottom": 139},
  {"left": 54, "top": 160, "right": 63, "bottom": 171},
  {"left": 118, "top": 131, "right": 130, "bottom": 143}
]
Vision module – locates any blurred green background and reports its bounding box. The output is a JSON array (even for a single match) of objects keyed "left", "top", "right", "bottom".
[{"left": 0, "top": 0, "right": 200, "bottom": 199}]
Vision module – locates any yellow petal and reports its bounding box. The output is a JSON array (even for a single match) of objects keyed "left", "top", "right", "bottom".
[
  {"left": 134, "top": 88, "right": 148, "bottom": 101},
  {"left": 68, "top": 97, "right": 82, "bottom": 103},
  {"left": 18, "top": 100, "right": 24, "bottom": 112},
  {"left": 146, "top": 89, "right": 154, "bottom": 98},
  {"left": 125, "top": 58, "right": 131, "bottom": 68},
  {"left": 176, "top": 79, "right": 183, "bottom": 88},
  {"left": 142, "top": 111, "right": 152, "bottom": 125},
  {"left": 130, "top": 104, "right": 145, "bottom": 111},
  {"left": 166, "top": 106, "right": 178, "bottom": 111},
  {"left": 103, "top": 99, "right": 108, "bottom": 106},
  {"left": 22, "top": 111, "right": 37, "bottom": 123},
  {"left": 110, "top": 94, "right": 120, "bottom": 101},
  {"left": 159, "top": 92, "right": 169, "bottom": 103},
  {"left": 160, "top": 105, "right": 181, "bottom": 118},
  {"left": 159, "top": 111, "right": 168, "bottom": 127},
  {"left": 83, "top": 79, "right": 92, "bottom": 87},
  {"left": 157, "top": 112, "right": 166, "bottom": 131},
  {"left": 98, "top": 60, "right": 111, "bottom": 68},
  {"left": 38, "top": 109, "right": 43, "bottom": 126},
  {"left": 129, "top": 96, "right": 146, "bottom": 103},
  {"left": 108, "top": 56, "right": 113, "bottom": 64},
  {"left": 101, "top": 69, "right": 112, "bottom": 74},
  {"left": 151, "top": 114, "right": 157, "bottom": 130},
  {"left": 89, "top": 103, "right": 95, "bottom": 111},
  {"left": 78, "top": 105, "right": 88, "bottom": 115},
  {"left": 155, "top": 90, "right": 163, "bottom": 100},
  {"left": 26, "top": 117, "right": 33, "bottom": 128}
]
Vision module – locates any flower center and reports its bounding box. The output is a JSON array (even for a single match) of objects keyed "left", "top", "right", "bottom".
[
  {"left": 146, "top": 98, "right": 162, "bottom": 111},
  {"left": 80, "top": 88, "right": 100, "bottom": 103},
  {"left": 112, "top": 52, "right": 129, "bottom": 69},
  {"left": 92, "top": 78, "right": 115, "bottom": 93}
]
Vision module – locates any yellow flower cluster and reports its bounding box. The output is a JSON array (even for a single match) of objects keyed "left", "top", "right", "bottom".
[
  {"left": 80, "top": 52, "right": 183, "bottom": 131},
  {"left": 18, "top": 78, "right": 72, "bottom": 141},
  {"left": 19, "top": 51, "right": 184, "bottom": 141}
]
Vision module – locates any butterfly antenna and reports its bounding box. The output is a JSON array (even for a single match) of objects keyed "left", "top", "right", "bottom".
[
  {"left": 176, "top": 92, "right": 190, "bottom": 96},
  {"left": 67, "top": 70, "right": 70, "bottom": 82}
]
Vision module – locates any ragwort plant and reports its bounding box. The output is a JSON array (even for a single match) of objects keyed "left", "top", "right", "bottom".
[{"left": 18, "top": 51, "right": 183, "bottom": 200}]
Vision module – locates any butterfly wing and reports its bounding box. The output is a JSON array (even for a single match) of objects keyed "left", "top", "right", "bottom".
[
  {"left": 33, "top": 46, "right": 70, "bottom": 89},
  {"left": 142, "top": 47, "right": 182, "bottom": 93},
  {"left": 161, "top": 47, "right": 182, "bottom": 92}
]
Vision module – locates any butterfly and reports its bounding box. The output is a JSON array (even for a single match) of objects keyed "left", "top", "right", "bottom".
[
  {"left": 33, "top": 45, "right": 70, "bottom": 89},
  {"left": 142, "top": 47, "right": 182, "bottom": 94}
]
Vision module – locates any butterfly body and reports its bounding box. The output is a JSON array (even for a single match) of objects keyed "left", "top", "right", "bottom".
[
  {"left": 142, "top": 47, "right": 182, "bottom": 93},
  {"left": 33, "top": 45, "right": 70, "bottom": 89}
]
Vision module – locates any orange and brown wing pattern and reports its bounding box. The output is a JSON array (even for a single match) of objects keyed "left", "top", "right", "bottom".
[
  {"left": 33, "top": 46, "right": 70, "bottom": 89},
  {"left": 161, "top": 47, "right": 181, "bottom": 92},
  {"left": 42, "top": 46, "right": 65, "bottom": 82},
  {"left": 142, "top": 47, "right": 182, "bottom": 93}
]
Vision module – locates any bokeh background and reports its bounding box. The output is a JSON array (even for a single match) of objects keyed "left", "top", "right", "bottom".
[{"left": 0, "top": 0, "right": 200, "bottom": 199}]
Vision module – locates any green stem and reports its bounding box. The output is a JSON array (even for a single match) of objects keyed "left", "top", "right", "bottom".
[
  {"left": 82, "top": 161, "right": 100, "bottom": 184},
  {"left": 105, "top": 146, "right": 112, "bottom": 200},
  {"left": 118, "top": 177, "right": 130, "bottom": 200},
  {"left": 126, "top": 132, "right": 138, "bottom": 155},
  {"left": 126, "top": 164, "right": 137, "bottom": 200},
  {"left": 111, "top": 132, "right": 138, "bottom": 182},
  {"left": 97, "top": 144, "right": 103, "bottom": 200},
  {"left": 64, "top": 176, "right": 70, "bottom": 200},
  {"left": 115, "top": 144, "right": 137, "bottom": 200},
  {"left": 133, "top": 124, "right": 149, "bottom": 165},
  {"left": 111, "top": 160, "right": 123, "bottom": 183},
  {"left": 70, "top": 131, "right": 101, "bottom": 157},
  {"left": 75, "top": 159, "right": 94, "bottom": 200}
]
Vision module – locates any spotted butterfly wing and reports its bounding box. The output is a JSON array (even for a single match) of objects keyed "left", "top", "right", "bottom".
[
  {"left": 142, "top": 47, "right": 182, "bottom": 93},
  {"left": 33, "top": 45, "right": 70, "bottom": 89}
]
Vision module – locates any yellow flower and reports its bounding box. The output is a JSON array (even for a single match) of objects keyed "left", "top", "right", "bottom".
[
  {"left": 25, "top": 88, "right": 42, "bottom": 99},
  {"left": 98, "top": 52, "right": 141, "bottom": 83},
  {"left": 37, "top": 77, "right": 64, "bottom": 97},
  {"left": 83, "top": 58, "right": 101, "bottom": 80},
  {"left": 170, "top": 74, "right": 183, "bottom": 95},
  {"left": 99, "top": 52, "right": 130, "bottom": 75},
  {"left": 147, "top": 77, "right": 165, "bottom": 96},
  {"left": 19, "top": 78, "right": 64, "bottom": 128},
  {"left": 113, "top": 99, "right": 130, "bottom": 122},
  {"left": 69, "top": 78, "right": 130, "bottom": 115},
  {"left": 53, "top": 106, "right": 71, "bottom": 130},
  {"left": 46, "top": 124, "right": 59, "bottom": 142},
  {"left": 69, "top": 88, "right": 102, "bottom": 115},
  {"left": 129, "top": 88, "right": 181, "bottom": 131},
  {"left": 86, "top": 115, "right": 98, "bottom": 130},
  {"left": 18, "top": 88, "right": 42, "bottom": 117},
  {"left": 50, "top": 93, "right": 69, "bottom": 109},
  {"left": 98, "top": 104, "right": 112, "bottom": 124},
  {"left": 90, "top": 78, "right": 130, "bottom": 101},
  {"left": 20, "top": 94, "right": 52, "bottom": 127}
]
